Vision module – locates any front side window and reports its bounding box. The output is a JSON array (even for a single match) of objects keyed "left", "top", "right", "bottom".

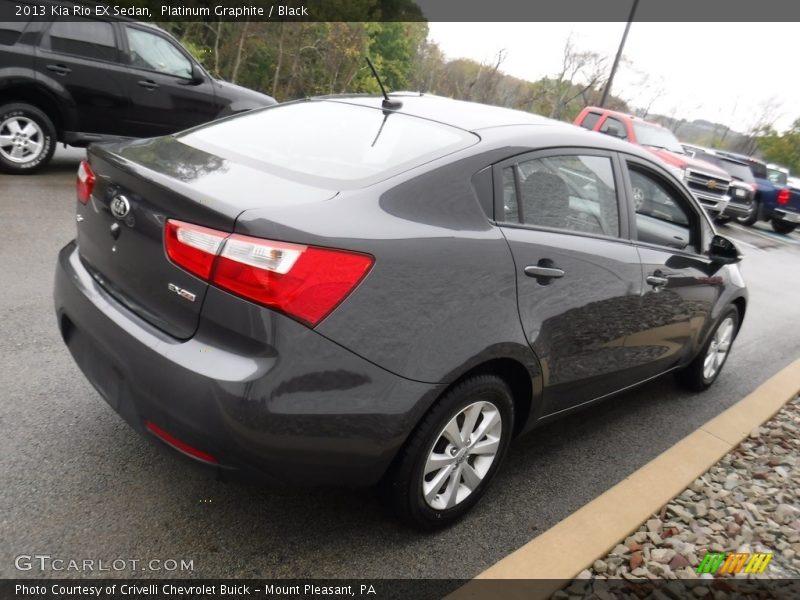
[
  {"left": 125, "top": 27, "right": 192, "bottom": 78},
  {"left": 502, "top": 154, "right": 620, "bottom": 237},
  {"left": 600, "top": 117, "right": 628, "bottom": 140},
  {"left": 630, "top": 166, "right": 696, "bottom": 251},
  {"left": 47, "top": 19, "right": 116, "bottom": 62}
]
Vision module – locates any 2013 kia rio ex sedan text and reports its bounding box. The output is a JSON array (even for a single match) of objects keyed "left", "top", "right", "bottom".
[{"left": 54, "top": 93, "right": 747, "bottom": 528}]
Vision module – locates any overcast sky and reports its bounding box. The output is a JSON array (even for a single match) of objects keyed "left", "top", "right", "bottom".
[{"left": 428, "top": 22, "right": 800, "bottom": 133}]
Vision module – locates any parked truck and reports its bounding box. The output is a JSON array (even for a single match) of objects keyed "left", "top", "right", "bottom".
[
  {"left": 715, "top": 152, "right": 800, "bottom": 234},
  {"left": 574, "top": 107, "right": 733, "bottom": 219}
]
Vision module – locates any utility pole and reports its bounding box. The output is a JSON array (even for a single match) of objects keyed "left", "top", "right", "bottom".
[{"left": 599, "top": 0, "right": 640, "bottom": 108}]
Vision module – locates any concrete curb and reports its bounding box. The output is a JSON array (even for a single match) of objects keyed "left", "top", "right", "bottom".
[{"left": 451, "top": 358, "right": 800, "bottom": 600}]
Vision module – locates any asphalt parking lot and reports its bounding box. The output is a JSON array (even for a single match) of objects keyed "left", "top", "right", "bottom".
[{"left": 1, "top": 146, "right": 800, "bottom": 579}]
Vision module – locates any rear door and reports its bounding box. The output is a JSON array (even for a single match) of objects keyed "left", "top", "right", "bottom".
[
  {"left": 117, "top": 24, "right": 220, "bottom": 137},
  {"left": 621, "top": 156, "right": 719, "bottom": 380},
  {"left": 36, "top": 17, "right": 130, "bottom": 136},
  {"left": 495, "top": 149, "right": 644, "bottom": 416}
]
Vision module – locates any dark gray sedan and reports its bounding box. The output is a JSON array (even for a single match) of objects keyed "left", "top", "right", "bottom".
[{"left": 54, "top": 94, "right": 747, "bottom": 528}]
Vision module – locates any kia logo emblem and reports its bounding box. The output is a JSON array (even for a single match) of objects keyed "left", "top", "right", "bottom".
[{"left": 110, "top": 195, "right": 131, "bottom": 219}]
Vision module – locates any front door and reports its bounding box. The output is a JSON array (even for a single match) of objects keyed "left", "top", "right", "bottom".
[
  {"left": 495, "top": 150, "right": 644, "bottom": 415},
  {"left": 118, "top": 24, "right": 220, "bottom": 137},
  {"left": 621, "top": 158, "right": 720, "bottom": 380}
]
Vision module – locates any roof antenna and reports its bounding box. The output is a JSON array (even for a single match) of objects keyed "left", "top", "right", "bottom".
[{"left": 365, "top": 57, "right": 402, "bottom": 112}]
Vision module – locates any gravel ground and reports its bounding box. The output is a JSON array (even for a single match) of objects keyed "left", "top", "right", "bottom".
[{"left": 559, "top": 395, "right": 800, "bottom": 598}]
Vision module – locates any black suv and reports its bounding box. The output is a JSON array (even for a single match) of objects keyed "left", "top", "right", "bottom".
[{"left": 0, "top": 1, "right": 276, "bottom": 173}]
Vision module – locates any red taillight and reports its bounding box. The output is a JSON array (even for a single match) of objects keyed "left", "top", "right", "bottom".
[
  {"left": 145, "top": 421, "right": 218, "bottom": 464},
  {"left": 165, "top": 220, "right": 227, "bottom": 280},
  {"left": 76, "top": 160, "right": 95, "bottom": 204},
  {"left": 777, "top": 188, "right": 790, "bottom": 205},
  {"left": 164, "top": 219, "right": 374, "bottom": 327}
]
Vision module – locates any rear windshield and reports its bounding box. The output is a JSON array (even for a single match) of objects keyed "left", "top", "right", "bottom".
[
  {"left": 180, "top": 100, "right": 477, "bottom": 187},
  {"left": 767, "top": 168, "right": 788, "bottom": 187},
  {"left": 719, "top": 159, "right": 754, "bottom": 182},
  {"left": 696, "top": 153, "right": 755, "bottom": 183}
]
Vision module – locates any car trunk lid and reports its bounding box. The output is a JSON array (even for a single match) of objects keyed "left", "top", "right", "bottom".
[{"left": 76, "top": 137, "right": 337, "bottom": 339}]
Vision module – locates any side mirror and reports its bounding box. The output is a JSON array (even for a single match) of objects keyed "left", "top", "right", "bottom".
[
  {"left": 709, "top": 234, "right": 741, "bottom": 264},
  {"left": 189, "top": 63, "right": 205, "bottom": 85}
]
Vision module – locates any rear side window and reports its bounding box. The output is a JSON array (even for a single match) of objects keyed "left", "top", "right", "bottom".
[
  {"left": 0, "top": 20, "right": 28, "bottom": 46},
  {"left": 501, "top": 154, "right": 620, "bottom": 238},
  {"left": 46, "top": 19, "right": 117, "bottom": 62},
  {"left": 181, "top": 101, "right": 477, "bottom": 187},
  {"left": 579, "top": 111, "right": 602, "bottom": 130}
]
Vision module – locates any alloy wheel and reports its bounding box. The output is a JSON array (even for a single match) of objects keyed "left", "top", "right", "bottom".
[
  {"left": 703, "top": 316, "right": 734, "bottom": 381},
  {"left": 422, "top": 400, "right": 502, "bottom": 510},
  {"left": 0, "top": 116, "right": 45, "bottom": 164}
]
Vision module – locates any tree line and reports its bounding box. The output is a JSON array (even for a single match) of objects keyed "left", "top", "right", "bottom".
[
  {"left": 161, "top": 20, "right": 798, "bottom": 173},
  {"left": 161, "top": 21, "right": 628, "bottom": 121}
]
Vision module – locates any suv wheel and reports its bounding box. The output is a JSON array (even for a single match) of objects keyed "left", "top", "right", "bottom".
[
  {"left": 714, "top": 216, "right": 731, "bottom": 226},
  {"left": 385, "top": 375, "right": 514, "bottom": 529},
  {"left": 735, "top": 200, "right": 759, "bottom": 226},
  {"left": 771, "top": 219, "right": 797, "bottom": 235},
  {"left": 0, "top": 103, "right": 57, "bottom": 174},
  {"left": 675, "top": 306, "right": 739, "bottom": 391}
]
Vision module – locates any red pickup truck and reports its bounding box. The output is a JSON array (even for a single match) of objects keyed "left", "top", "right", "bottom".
[{"left": 574, "top": 107, "right": 733, "bottom": 219}]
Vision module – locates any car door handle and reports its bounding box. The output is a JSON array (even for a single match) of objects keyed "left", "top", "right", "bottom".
[
  {"left": 525, "top": 266, "right": 565, "bottom": 279},
  {"left": 646, "top": 275, "right": 669, "bottom": 288},
  {"left": 137, "top": 80, "right": 159, "bottom": 90},
  {"left": 46, "top": 64, "right": 71, "bottom": 75}
]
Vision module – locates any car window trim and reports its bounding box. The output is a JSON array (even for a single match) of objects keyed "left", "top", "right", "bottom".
[
  {"left": 39, "top": 18, "right": 121, "bottom": 64},
  {"left": 621, "top": 155, "right": 713, "bottom": 259},
  {"left": 120, "top": 24, "right": 197, "bottom": 81},
  {"left": 491, "top": 146, "right": 630, "bottom": 241}
]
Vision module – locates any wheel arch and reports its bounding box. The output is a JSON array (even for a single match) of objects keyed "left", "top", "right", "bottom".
[
  {"left": 0, "top": 83, "right": 69, "bottom": 137},
  {"left": 433, "top": 353, "right": 543, "bottom": 438},
  {"left": 731, "top": 295, "right": 746, "bottom": 327}
]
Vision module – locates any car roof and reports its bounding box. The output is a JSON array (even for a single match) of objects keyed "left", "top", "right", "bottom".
[
  {"left": 326, "top": 93, "right": 556, "bottom": 132},
  {"left": 582, "top": 106, "right": 667, "bottom": 129},
  {"left": 314, "top": 93, "right": 670, "bottom": 164}
]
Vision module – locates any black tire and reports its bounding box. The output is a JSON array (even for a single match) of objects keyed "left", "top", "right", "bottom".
[
  {"left": 771, "top": 219, "right": 797, "bottom": 235},
  {"left": 714, "top": 216, "right": 731, "bottom": 226},
  {"left": 385, "top": 375, "right": 514, "bottom": 530},
  {"left": 0, "top": 103, "right": 57, "bottom": 174},
  {"left": 675, "top": 305, "right": 739, "bottom": 392},
  {"left": 735, "top": 200, "right": 760, "bottom": 226}
]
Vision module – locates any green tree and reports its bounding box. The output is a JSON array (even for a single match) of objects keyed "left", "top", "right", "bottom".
[{"left": 757, "top": 119, "right": 800, "bottom": 173}]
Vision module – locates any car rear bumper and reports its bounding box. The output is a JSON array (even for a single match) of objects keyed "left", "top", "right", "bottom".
[
  {"left": 54, "top": 242, "right": 441, "bottom": 486},
  {"left": 773, "top": 208, "right": 800, "bottom": 224}
]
